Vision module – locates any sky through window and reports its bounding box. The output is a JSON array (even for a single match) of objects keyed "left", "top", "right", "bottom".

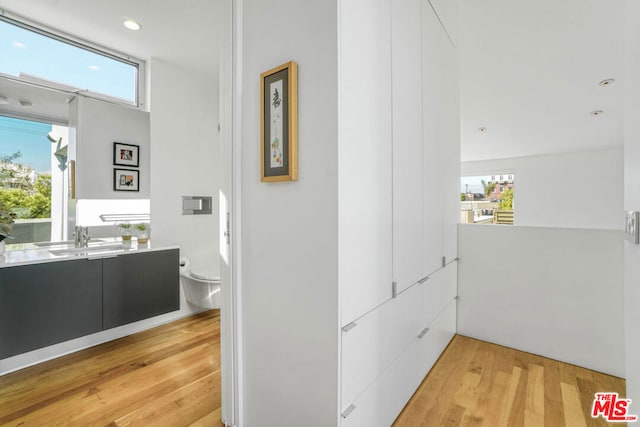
[{"left": 0, "top": 18, "right": 137, "bottom": 103}]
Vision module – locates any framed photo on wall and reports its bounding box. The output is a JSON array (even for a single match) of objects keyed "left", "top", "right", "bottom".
[
  {"left": 113, "top": 168, "right": 139, "bottom": 192},
  {"left": 113, "top": 142, "right": 140, "bottom": 167},
  {"left": 260, "top": 61, "right": 298, "bottom": 182}
]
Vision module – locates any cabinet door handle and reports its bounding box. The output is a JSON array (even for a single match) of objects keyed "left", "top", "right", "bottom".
[
  {"left": 417, "top": 327, "right": 430, "bottom": 339},
  {"left": 342, "top": 322, "right": 357, "bottom": 332},
  {"left": 341, "top": 404, "right": 356, "bottom": 419}
]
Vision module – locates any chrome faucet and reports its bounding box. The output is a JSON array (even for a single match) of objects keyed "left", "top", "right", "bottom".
[{"left": 74, "top": 225, "right": 90, "bottom": 248}]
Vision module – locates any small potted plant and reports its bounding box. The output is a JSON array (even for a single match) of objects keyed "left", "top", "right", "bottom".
[
  {"left": 116, "top": 221, "right": 133, "bottom": 241},
  {"left": 134, "top": 223, "right": 150, "bottom": 244},
  {"left": 0, "top": 203, "right": 15, "bottom": 256}
]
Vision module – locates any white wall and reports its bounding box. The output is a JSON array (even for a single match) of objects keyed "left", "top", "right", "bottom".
[
  {"left": 149, "top": 58, "right": 220, "bottom": 271},
  {"left": 624, "top": 0, "right": 640, "bottom": 403},
  {"left": 69, "top": 96, "right": 151, "bottom": 199},
  {"left": 462, "top": 148, "right": 623, "bottom": 230},
  {"left": 458, "top": 224, "right": 625, "bottom": 377},
  {"left": 240, "top": 0, "right": 339, "bottom": 425}
]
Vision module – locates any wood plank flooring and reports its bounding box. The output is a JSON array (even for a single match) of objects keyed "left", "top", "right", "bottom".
[
  {"left": 0, "top": 310, "right": 223, "bottom": 427},
  {"left": 394, "top": 335, "right": 627, "bottom": 427},
  {"left": 1, "top": 315, "right": 627, "bottom": 427}
]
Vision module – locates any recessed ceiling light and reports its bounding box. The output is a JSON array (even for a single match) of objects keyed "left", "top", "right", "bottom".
[
  {"left": 19, "top": 100, "right": 32, "bottom": 107},
  {"left": 599, "top": 79, "right": 615, "bottom": 87},
  {"left": 478, "top": 127, "right": 487, "bottom": 132},
  {"left": 123, "top": 19, "right": 141, "bottom": 31},
  {"left": 0, "top": 96, "right": 9, "bottom": 105},
  {"left": 591, "top": 110, "right": 604, "bottom": 117}
]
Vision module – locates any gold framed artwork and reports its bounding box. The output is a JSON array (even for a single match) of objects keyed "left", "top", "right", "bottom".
[{"left": 260, "top": 61, "right": 298, "bottom": 182}]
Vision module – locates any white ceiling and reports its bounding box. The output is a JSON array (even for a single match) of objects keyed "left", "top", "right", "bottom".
[
  {"left": 0, "top": 1, "right": 625, "bottom": 162},
  {"left": 459, "top": 0, "right": 624, "bottom": 162},
  {"left": 0, "top": 0, "right": 221, "bottom": 78}
]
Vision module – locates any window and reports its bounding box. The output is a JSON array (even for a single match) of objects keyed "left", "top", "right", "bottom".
[
  {"left": 460, "top": 174, "right": 515, "bottom": 225},
  {"left": 0, "top": 115, "right": 69, "bottom": 243},
  {"left": 0, "top": 15, "right": 143, "bottom": 106}
]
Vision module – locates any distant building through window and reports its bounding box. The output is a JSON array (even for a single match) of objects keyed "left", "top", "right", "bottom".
[{"left": 460, "top": 174, "right": 515, "bottom": 225}]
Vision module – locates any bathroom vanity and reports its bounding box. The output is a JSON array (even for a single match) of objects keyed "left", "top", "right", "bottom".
[{"left": 0, "top": 242, "right": 179, "bottom": 359}]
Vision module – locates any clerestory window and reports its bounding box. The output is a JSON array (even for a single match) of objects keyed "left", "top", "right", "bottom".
[{"left": 0, "top": 14, "right": 143, "bottom": 107}]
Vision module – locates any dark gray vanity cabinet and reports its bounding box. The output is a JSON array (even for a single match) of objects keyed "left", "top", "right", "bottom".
[
  {"left": 0, "top": 259, "right": 103, "bottom": 359},
  {"left": 102, "top": 249, "right": 179, "bottom": 329},
  {"left": 0, "top": 248, "right": 179, "bottom": 359}
]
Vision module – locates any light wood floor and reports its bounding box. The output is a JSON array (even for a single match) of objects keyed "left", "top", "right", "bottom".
[
  {"left": 0, "top": 309, "right": 223, "bottom": 427},
  {"left": 394, "top": 335, "right": 626, "bottom": 427},
  {"left": 0, "top": 315, "right": 626, "bottom": 427}
]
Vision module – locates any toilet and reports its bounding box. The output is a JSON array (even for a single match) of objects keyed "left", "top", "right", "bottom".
[{"left": 180, "top": 258, "right": 221, "bottom": 309}]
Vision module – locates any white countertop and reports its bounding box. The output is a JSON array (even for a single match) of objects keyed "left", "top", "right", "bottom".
[{"left": 0, "top": 238, "right": 179, "bottom": 268}]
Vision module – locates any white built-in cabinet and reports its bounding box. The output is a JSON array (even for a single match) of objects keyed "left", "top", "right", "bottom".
[
  {"left": 423, "top": 0, "right": 460, "bottom": 264},
  {"left": 392, "top": 0, "right": 425, "bottom": 294},
  {"left": 339, "top": 0, "right": 393, "bottom": 325},
  {"left": 339, "top": 0, "right": 460, "bottom": 425},
  {"left": 340, "top": 264, "right": 458, "bottom": 426}
]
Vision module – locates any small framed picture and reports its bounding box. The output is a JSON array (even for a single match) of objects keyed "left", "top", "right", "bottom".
[
  {"left": 260, "top": 61, "right": 298, "bottom": 182},
  {"left": 114, "top": 168, "right": 139, "bottom": 192},
  {"left": 113, "top": 142, "right": 140, "bottom": 167}
]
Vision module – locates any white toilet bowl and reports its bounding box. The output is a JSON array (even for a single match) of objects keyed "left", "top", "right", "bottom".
[{"left": 180, "top": 260, "right": 221, "bottom": 309}]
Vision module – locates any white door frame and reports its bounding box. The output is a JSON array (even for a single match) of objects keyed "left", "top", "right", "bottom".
[{"left": 220, "top": 0, "right": 244, "bottom": 426}]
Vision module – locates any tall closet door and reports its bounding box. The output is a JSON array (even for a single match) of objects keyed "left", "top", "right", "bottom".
[
  {"left": 422, "top": 0, "right": 446, "bottom": 276},
  {"left": 436, "top": 16, "right": 460, "bottom": 265},
  {"left": 392, "top": 0, "right": 424, "bottom": 293},
  {"left": 339, "top": 0, "right": 393, "bottom": 325}
]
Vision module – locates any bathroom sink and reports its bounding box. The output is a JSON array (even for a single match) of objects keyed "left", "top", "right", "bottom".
[
  {"left": 35, "top": 239, "right": 104, "bottom": 247},
  {"left": 49, "top": 244, "right": 125, "bottom": 256}
]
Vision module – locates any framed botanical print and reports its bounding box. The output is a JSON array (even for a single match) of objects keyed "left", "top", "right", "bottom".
[{"left": 260, "top": 61, "right": 298, "bottom": 182}]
